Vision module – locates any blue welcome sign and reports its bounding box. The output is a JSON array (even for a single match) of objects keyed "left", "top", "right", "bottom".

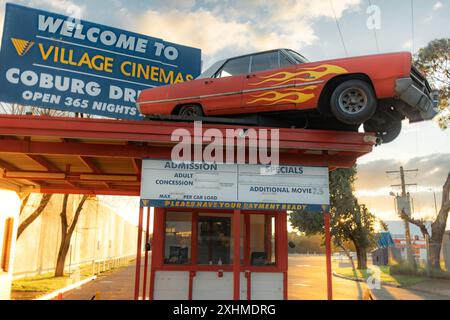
[{"left": 0, "top": 3, "right": 201, "bottom": 119}]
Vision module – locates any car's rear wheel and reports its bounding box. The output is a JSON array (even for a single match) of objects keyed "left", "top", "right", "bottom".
[
  {"left": 330, "top": 80, "right": 377, "bottom": 125},
  {"left": 178, "top": 105, "right": 203, "bottom": 117},
  {"left": 363, "top": 117, "right": 402, "bottom": 144}
]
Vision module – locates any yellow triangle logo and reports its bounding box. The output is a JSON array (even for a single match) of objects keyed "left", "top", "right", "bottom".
[
  {"left": 141, "top": 199, "right": 149, "bottom": 206},
  {"left": 11, "top": 38, "right": 34, "bottom": 56}
]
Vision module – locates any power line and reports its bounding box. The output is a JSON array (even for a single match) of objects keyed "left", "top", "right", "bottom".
[
  {"left": 368, "top": 0, "right": 380, "bottom": 52},
  {"left": 329, "top": 0, "right": 349, "bottom": 57}
]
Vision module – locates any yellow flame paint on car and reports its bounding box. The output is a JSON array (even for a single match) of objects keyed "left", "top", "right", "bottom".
[
  {"left": 247, "top": 86, "right": 317, "bottom": 105},
  {"left": 250, "top": 64, "right": 348, "bottom": 86}
]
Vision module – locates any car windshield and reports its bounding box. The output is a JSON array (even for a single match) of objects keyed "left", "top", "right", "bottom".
[
  {"left": 286, "top": 50, "right": 308, "bottom": 64},
  {"left": 196, "top": 60, "right": 226, "bottom": 79}
]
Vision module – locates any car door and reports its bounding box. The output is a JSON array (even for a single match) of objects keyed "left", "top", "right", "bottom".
[
  {"left": 241, "top": 50, "right": 299, "bottom": 113},
  {"left": 201, "top": 56, "right": 250, "bottom": 115}
]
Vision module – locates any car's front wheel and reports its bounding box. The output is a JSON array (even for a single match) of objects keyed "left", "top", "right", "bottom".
[
  {"left": 363, "top": 117, "right": 402, "bottom": 144},
  {"left": 330, "top": 80, "right": 377, "bottom": 125}
]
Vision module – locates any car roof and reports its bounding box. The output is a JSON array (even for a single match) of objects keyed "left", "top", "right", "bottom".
[
  {"left": 197, "top": 49, "right": 307, "bottom": 79},
  {"left": 224, "top": 48, "right": 288, "bottom": 61}
]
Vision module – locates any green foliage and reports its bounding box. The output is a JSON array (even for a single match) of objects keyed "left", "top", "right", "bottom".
[
  {"left": 289, "top": 167, "right": 379, "bottom": 256},
  {"left": 414, "top": 38, "right": 450, "bottom": 129},
  {"left": 390, "top": 262, "right": 450, "bottom": 279},
  {"left": 287, "top": 232, "right": 326, "bottom": 254},
  {"left": 390, "top": 262, "right": 418, "bottom": 276}
]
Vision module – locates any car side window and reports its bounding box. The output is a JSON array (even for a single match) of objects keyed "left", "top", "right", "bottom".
[
  {"left": 216, "top": 56, "right": 250, "bottom": 78},
  {"left": 251, "top": 51, "right": 279, "bottom": 73},
  {"left": 279, "top": 52, "right": 294, "bottom": 68}
]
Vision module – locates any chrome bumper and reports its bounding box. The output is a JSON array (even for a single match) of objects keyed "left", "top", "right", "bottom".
[{"left": 395, "top": 78, "right": 439, "bottom": 121}]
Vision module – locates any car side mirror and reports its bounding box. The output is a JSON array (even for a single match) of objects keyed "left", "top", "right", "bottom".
[
  {"left": 288, "top": 241, "right": 295, "bottom": 249},
  {"left": 145, "top": 242, "right": 151, "bottom": 251}
]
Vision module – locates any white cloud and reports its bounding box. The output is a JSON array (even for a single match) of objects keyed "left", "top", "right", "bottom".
[
  {"left": 18, "top": 0, "right": 85, "bottom": 17},
  {"left": 433, "top": 1, "right": 443, "bottom": 10},
  {"left": 134, "top": 0, "right": 360, "bottom": 68},
  {"left": 0, "top": 0, "right": 85, "bottom": 48}
]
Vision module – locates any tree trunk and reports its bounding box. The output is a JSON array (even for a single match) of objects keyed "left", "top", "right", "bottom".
[
  {"left": 398, "top": 172, "right": 450, "bottom": 271},
  {"left": 19, "top": 193, "right": 30, "bottom": 216},
  {"left": 429, "top": 236, "right": 442, "bottom": 270},
  {"left": 354, "top": 244, "right": 368, "bottom": 270},
  {"left": 17, "top": 193, "right": 53, "bottom": 239},
  {"left": 54, "top": 194, "right": 88, "bottom": 277},
  {"left": 429, "top": 172, "right": 450, "bottom": 270},
  {"left": 55, "top": 236, "right": 69, "bottom": 277}
]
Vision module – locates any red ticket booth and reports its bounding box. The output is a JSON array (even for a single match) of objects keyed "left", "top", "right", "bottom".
[{"left": 147, "top": 207, "right": 288, "bottom": 300}]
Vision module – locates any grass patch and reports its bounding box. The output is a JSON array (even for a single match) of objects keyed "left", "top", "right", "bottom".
[
  {"left": 335, "top": 265, "right": 426, "bottom": 287},
  {"left": 390, "top": 262, "right": 450, "bottom": 279}
]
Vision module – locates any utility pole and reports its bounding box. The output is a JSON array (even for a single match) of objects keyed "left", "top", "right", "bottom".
[{"left": 387, "top": 166, "right": 417, "bottom": 268}]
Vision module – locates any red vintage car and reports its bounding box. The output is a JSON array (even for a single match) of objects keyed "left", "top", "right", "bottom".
[{"left": 137, "top": 49, "right": 438, "bottom": 143}]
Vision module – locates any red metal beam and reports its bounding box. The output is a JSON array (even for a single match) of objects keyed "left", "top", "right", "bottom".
[
  {"left": 134, "top": 206, "right": 144, "bottom": 300},
  {"left": 26, "top": 154, "right": 61, "bottom": 172},
  {"left": 233, "top": 209, "right": 241, "bottom": 300},
  {"left": 0, "top": 158, "right": 41, "bottom": 187},
  {"left": 0, "top": 115, "right": 374, "bottom": 152},
  {"left": 142, "top": 207, "right": 150, "bottom": 300},
  {"left": 324, "top": 211, "right": 333, "bottom": 300},
  {"left": 0, "top": 138, "right": 359, "bottom": 167},
  {"left": 79, "top": 156, "right": 101, "bottom": 173},
  {"left": 3, "top": 170, "right": 138, "bottom": 181},
  {"left": 79, "top": 156, "right": 111, "bottom": 189},
  {"left": 0, "top": 158, "right": 20, "bottom": 171},
  {"left": 132, "top": 158, "right": 142, "bottom": 175}
]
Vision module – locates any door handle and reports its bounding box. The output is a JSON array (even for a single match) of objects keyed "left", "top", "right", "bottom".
[
  {"left": 246, "top": 74, "right": 256, "bottom": 79},
  {"left": 204, "top": 80, "right": 213, "bottom": 84}
]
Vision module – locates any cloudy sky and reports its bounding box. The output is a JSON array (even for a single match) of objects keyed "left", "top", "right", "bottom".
[{"left": 0, "top": 0, "right": 449, "bottom": 227}]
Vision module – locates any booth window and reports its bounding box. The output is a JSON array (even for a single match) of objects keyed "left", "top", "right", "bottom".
[
  {"left": 198, "top": 214, "right": 232, "bottom": 265},
  {"left": 249, "top": 214, "right": 276, "bottom": 266},
  {"left": 1, "top": 218, "right": 14, "bottom": 273},
  {"left": 164, "top": 212, "right": 192, "bottom": 264}
]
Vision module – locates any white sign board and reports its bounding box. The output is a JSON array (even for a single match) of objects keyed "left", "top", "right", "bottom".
[{"left": 140, "top": 159, "right": 329, "bottom": 211}]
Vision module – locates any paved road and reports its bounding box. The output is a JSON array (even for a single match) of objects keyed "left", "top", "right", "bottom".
[
  {"left": 288, "top": 255, "right": 366, "bottom": 300},
  {"left": 61, "top": 254, "right": 449, "bottom": 300},
  {"left": 289, "top": 255, "right": 448, "bottom": 300}
]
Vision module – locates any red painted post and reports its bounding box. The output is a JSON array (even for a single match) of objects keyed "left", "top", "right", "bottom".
[
  {"left": 142, "top": 207, "right": 150, "bottom": 300},
  {"left": 324, "top": 211, "right": 333, "bottom": 300},
  {"left": 233, "top": 209, "right": 241, "bottom": 300},
  {"left": 134, "top": 206, "right": 144, "bottom": 300},
  {"left": 149, "top": 208, "right": 165, "bottom": 300}
]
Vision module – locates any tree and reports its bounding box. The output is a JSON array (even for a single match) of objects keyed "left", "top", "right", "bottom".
[
  {"left": 0, "top": 102, "right": 70, "bottom": 116},
  {"left": 17, "top": 193, "right": 53, "bottom": 239},
  {"left": 290, "top": 167, "right": 380, "bottom": 269},
  {"left": 415, "top": 38, "right": 450, "bottom": 129},
  {"left": 55, "top": 194, "right": 89, "bottom": 277},
  {"left": 399, "top": 172, "right": 450, "bottom": 270}
]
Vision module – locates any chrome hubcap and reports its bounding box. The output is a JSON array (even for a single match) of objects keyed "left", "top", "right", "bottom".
[{"left": 338, "top": 87, "right": 368, "bottom": 114}]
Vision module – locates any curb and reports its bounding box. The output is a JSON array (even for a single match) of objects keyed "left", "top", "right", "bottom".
[
  {"left": 332, "top": 271, "right": 402, "bottom": 288},
  {"left": 34, "top": 275, "right": 97, "bottom": 300},
  {"left": 333, "top": 271, "right": 450, "bottom": 299}
]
